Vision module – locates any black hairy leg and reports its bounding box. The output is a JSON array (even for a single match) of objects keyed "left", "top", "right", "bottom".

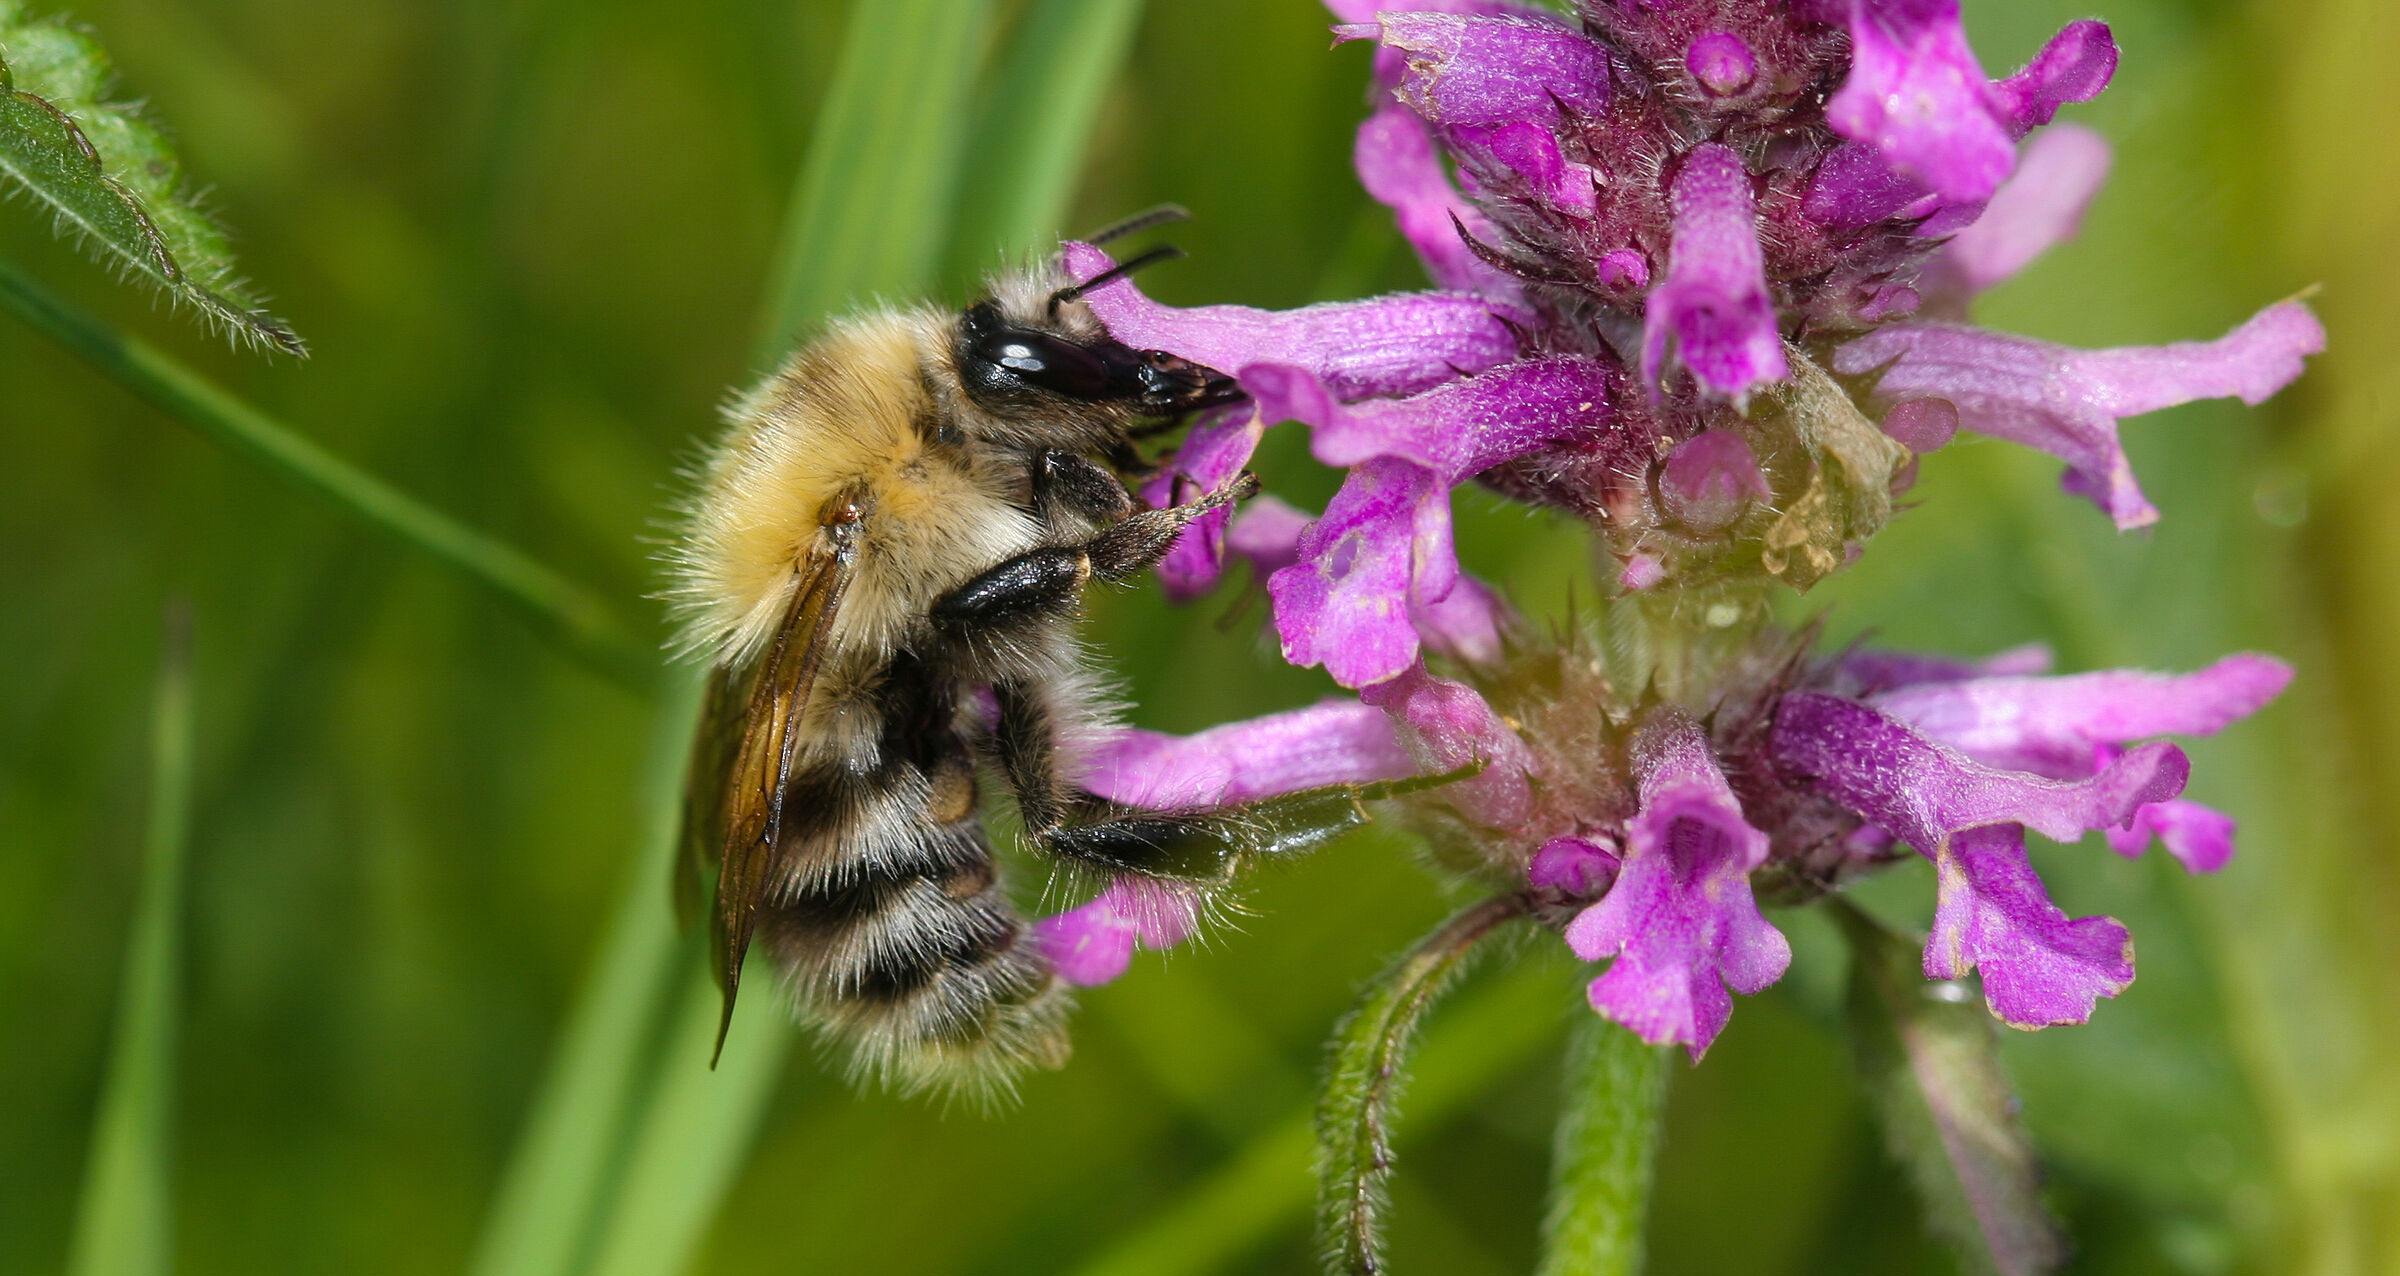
[
  {"left": 1031, "top": 450, "right": 1136, "bottom": 527},
  {"left": 987, "top": 680, "right": 1456, "bottom": 884},
  {"left": 928, "top": 471, "right": 1258, "bottom": 634}
]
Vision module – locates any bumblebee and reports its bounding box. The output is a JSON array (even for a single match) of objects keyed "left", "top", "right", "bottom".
[{"left": 668, "top": 217, "right": 1413, "bottom": 1094}]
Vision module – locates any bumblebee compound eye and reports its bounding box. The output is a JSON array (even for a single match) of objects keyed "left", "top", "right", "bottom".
[{"left": 957, "top": 300, "right": 1241, "bottom": 414}]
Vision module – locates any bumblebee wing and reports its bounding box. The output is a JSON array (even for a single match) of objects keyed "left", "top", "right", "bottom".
[
  {"left": 673, "top": 660, "right": 750, "bottom": 932},
  {"left": 705, "top": 499, "right": 867, "bottom": 1062}
]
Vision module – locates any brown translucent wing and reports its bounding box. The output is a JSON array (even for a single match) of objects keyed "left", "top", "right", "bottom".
[{"left": 694, "top": 496, "right": 867, "bottom": 1063}]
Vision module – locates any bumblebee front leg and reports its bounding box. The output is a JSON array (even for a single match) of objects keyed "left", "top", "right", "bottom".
[{"left": 928, "top": 472, "right": 1257, "bottom": 632}]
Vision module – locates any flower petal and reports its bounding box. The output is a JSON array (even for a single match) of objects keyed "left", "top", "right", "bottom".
[
  {"left": 1927, "top": 823, "right": 2134, "bottom": 1027},
  {"left": 1245, "top": 355, "right": 1613, "bottom": 481},
  {"left": 1869, "top": 654, "right": 2293, "bottom": 776},
  {"left": 1411, "top": 571, "right": 1508, "bottom": 666},
  {"left": 1838, "top": 643, "right": 2054, "bottom": 694},
  {"left": 1833, "top": 301, "right": 2327, "bottom": 527},
  {"left": 1928, "top": 123, "right": 2111, "bottom": 300},
  {"left": 1365, "top": 12, "right": 1610, "bottom": 126},
  {"left": 1828, "top": 0, "right": 2014, "bottom": 202},
  {"left": 1358, "top": 658, "right": 1536, "bottom": 830},
  {"left": 1034, "top": 878, "right": 1207, "bottom": 988},
  {"left": 1564, "top": 708, "right": 1789, "bottom": 1058},
  {"left": 1063, "top": 242, "right": 1519, "bottom": 400},
  {"left": 1082, "top": 699, "right": 1420, "bottom": 811},
  {"left": 1770, "top": 692, "right": 2189, "bottom": 854},
  {"left": 2105, "top": 798, "right": 2237, "bottom": 874},
  {"left": 1991, "top": 21, "right": 2117, "bottom": 136},
  {"left": 1642, "top": 144, "right": 1788, "bottom": 402},
  {"left": 1268, "top": 457, "right": 1451, "bottom": 688},
  {"left": 1529, "top": 834, "right": 1619, "bottom": 897},
  {"left": 1225, "top": 494, "right": 1314, "bottom": 581},
  {"left": 1354, "top": 102, "right": 1523, "bottom": 295},
  {"left": 1141, "top": 405, "right": 1267, "bottom": 601}
]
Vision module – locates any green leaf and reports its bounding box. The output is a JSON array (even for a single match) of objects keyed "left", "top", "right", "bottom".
[
  {"left": 66, "top": 605, "right": 194, "bottom": 1276},
  {"left": 1835, "top": 900, "right": 2064, "bottom": 1276},
  {"left": 942, "top": 0, "right": 1147, "bottom": 282},
  {"left": 1316, "top": 894, "right": 1530, "bottom": 1276},
  {"left": 1536, "top": 1016, "right": 1666, "bottom": 1276},
  {"left": 0, "top": 256, "right": 651, "bottom": 689},
  {"left": 755, "top": 0, "right": 993, "bottom": 359},
  {"left": 0, "top": 2, "right": 302, "bottom": 353}
]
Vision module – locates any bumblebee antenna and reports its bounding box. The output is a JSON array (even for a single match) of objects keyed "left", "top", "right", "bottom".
[
  {"left": 1083, "top": 203, "right": 1190, "bottom": 247},
  {"left": 1050, "top": 244, "right": 1185, "bottom": 315}
]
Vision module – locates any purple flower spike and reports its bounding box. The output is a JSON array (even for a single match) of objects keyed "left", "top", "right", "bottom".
[
  {"left": 1360, "top": 660, "right": 1537, "bottom": 830},
  {"left": 1926, "top": 124, "right": 2111, "bottom": 304},
  {"left": 1062, "top": 242, "right": 1518, "bottom": 401},
  {"left": 1661, "top": 428, "right": 1772, "bottom": 531},
  {"left": 1834, "top": 301, "right": 2327, "bottom": 527},
  {"left": 1770, "top": 693, "right": 2190, "bottom": 855},
  {"left": 1869, "top": 654, "right": 2294, "bottom": 777},
  {"left": 1642, "top": 144, "right": 1788, "bottom": 403},
  {"left": 1225, "top": 495, "right": 1313, "bottom": 581},
  {"left": 1565, "top": 708, "right": 1789, "bottom": 1058},
  {"left": 1927, "top": 823, "right": 2134, "bottom": 1026},
  {"left": 1354, "top": 103, "right": 1522, "bottom": 295},
  {"left": 1142, "top": 406, "right": 1267, "bottom": 601},
  {"left": 1083, "top": 699, "right": 1420, "bottom": 811},
  {"left": 1035, "top": 878, "right": 1206, "bottom": 988},
  {"left": 1360, "top": 13, "right": 1610, "bottom": 127}
]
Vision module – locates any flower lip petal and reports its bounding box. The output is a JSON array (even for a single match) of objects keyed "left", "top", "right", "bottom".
[
  {"left": 1833, "top": 300, "right": 2326, "bottom": 528},
  {"left": 1372, "top": 12, "right": 1611, "bottom": 126},
  {"left": 1827, "top": 0, "right": 2015, "bottom": 202},
  {"left": 1565, "top": 707, "right": 1788, "bottom": 1058},
  {"left": 1928, "top": 123, "right": 2111, "bottom": 302},
  {"left": 1926, "top": 823, "right": 2134, "bottom": 1027},
  {"left": 1082, "top": 699, "right": 1420, "bottom": 811},
  {"left": 1868, "top": 653, "right": 2293, "bottom": 775}
]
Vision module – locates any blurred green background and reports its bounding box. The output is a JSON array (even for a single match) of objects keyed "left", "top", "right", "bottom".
[{"left": 3, "top": 0, "right": 2395, "bottom": 1272}]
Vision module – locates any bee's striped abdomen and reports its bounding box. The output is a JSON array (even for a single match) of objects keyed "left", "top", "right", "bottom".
[{"left": 758, "top": 657, "right": 1068, "bottom": 1093}]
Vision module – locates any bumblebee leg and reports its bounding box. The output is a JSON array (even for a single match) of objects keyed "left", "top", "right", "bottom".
[
  {"left": 929, "top": 472, "right": 1257, "bottom": 632},
  {"left": 1032, "top": 450, "right": 1135, "bottom": 526}
]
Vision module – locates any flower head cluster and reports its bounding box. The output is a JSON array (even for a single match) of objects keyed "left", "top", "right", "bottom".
[{"left": 1037, "top": 0, "right": 2314, "bottom": 1057}]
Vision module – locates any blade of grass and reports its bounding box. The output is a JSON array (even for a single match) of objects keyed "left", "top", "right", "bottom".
[
  {"left": 941, "top": 0, "right": 1148, "bottom": 282},
  {"left": 1071, "top": 955, "right": 1574, "bottom": 1276},
  {"left": 465, "top": 670, "right": 706, "bottom": 1276},
  {"left": 66, "top": 604, "right": 195, "bottom": 1276},
  {"left": 0, "top": 255, "right": 653, "bottom": 690},
  {"left": 755, "top": 0, "right": 994, "bottom": 360}
]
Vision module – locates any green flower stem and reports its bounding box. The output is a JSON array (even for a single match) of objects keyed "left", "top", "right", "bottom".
[
  {"left": 0, "top": 254, "right": 654, "bottom": 690},
  {"left": 1535, "top": 1013, "right": 1667, "bottom": 1276},
  {"left": 1074, "top": 952, "right": 1574, "bottom": 1276},
  {"left": 66, "top": 606, "right": 194, "bottom": 1276},
  {"left": 1319, "top": 893, "right": 1532, "bottom": 1275}
]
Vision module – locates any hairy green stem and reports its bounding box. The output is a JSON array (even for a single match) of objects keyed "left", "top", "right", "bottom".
[
  {"left": 66, "top": 605, "right": 194, "bottom": 1276},
  {"left": 0, "top": 255, "right": 654, "bottom": 689},
  {"left": 1318, "top": 893, "right": 1533, "bottom": 1275},
  {"left": 1535, "top": 1013, "right": 1667, "bottom": 1276}
]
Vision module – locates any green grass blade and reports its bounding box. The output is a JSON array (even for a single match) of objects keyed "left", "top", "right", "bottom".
[
  {"left": 66, "top": 605, "right": 195, "bottom": 1276},
  {"left": 942, "top": 0, "right": 1147, "bottom": 280},
  {"left": 1317, "top": 895, "right": 1529, "bottom": 1275},
  {"left": 0, "top": 255, "right": 653, "bottom": 690},
  {"left": 577, "top": 976, "right": 793, "bottom": 1276},
  {"left": 0, "top": 2, "right": 301, "bottom": 353},
  {"left": 754, "top": 0, "right": 994, "bottom": 359},
  {"left": 465, "top": 672, "right": 706, "bottom": 1276},
  {"left": 1535, "top": 1016, "right": 1666, "bottom": 1276},
  {"left": 1074, "top": 954, "right": 1573, "bottom": 1276}
]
